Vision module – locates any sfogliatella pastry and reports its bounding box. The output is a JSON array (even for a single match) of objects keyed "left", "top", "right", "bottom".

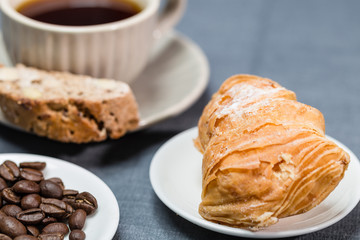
[{"left": 194, "top": 75, "right": 350, "bottom": 230}]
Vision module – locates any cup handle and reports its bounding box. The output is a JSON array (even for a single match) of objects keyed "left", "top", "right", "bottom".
[{"left": 154, "top": 0, "right": 187, "bottom": 38}]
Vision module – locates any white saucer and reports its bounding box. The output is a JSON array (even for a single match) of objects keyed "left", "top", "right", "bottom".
[
  {"left": 0, "top": 153, "right": 120, "bottom": 240},
  {"left": 0, "top": 31, "right": 209, "bottom": 130},
  {"left": 131, "top": 32, "right": 209, "bottom": 128},
  {"left": 149, "top": 127, "right": 360, "bottom": 238}
]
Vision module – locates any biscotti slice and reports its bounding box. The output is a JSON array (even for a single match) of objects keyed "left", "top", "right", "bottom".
[{"left": 0, "top": 64, "right": 139, "bottom": 143}]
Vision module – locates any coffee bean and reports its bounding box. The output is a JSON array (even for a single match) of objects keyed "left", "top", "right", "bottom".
[
  {"left": 40, "top": 198, "right": 73, "bottom": 219},
  {"left": 62, "top": 204, "right": 74, "bottom": 220},
  {"left": 62, "top": 197, "right": 75, "bottom": 206},
  {"left": 0, "top": 177, "right": 7, "bottom": 191},
  {"left": 0, "top": 216, "right": 27, "bottom": 237},
  {"left": 63, "top": 189, "right": 78, "bottom": 197},
  {"left": 13, "top": 180, "right": 40, "bottom": 194},
  {"left": 2, "top": 188, "right": 21, "bottom": 204},
  {"left": 69, "top": 229, "right": 86, "bottom": 240},
  {"left": 72, "top": 192, "right": 97, "bottom": 215},
  {"left": 47, "top": 178, "right": 64, "bottom": 190},
  {"left": 37, "top": 233, "right": 64, "bottom": 240},
  {"left": 0, "top": 159, "right": 97, "bottom": 240},
  {"left": 17, "top": 208, "right": 45, "bottom": 225},
  {"left": 26, "top": 225, "right": 40, "bottom": 237},
  {"left": 0, "top": 160, "right": 20, "bottom": 181},
  {"left": 20, "top": 168, "right": 43, "bottom": 182},
  {"left": 21, "top": 194, "right": 41, "bottom": 210},
  {"left": 0, "top": 233, "right": 12, "bottom": 240},
  {"left": 20, "top": 162, "right": 46, "bottom": 171},
  {"left": 68, "top": 209, "right": 86, "bottom": 230},
  {"left": 62, "top": 189, "right": 78, "bottom": 206},
  {"left": 14, "top": 235, "right": 38, "bottom": 240},
  {"left": 1, "top": 204, "right": 22, "bottom": 218},
  {"left": 42, "top": 217, "right": 57, "bottom": 226},
  {"left": 40, "top": 180, "right": 63, "bottom": 199},
  {"left": 42, "top": 222, "right": 69, "bottom": 235},
  {"left": 0, "top": 210, "right": 6, "bottom": 217}
]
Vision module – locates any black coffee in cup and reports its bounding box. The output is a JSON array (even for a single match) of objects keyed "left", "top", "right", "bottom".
[{"left": 17, "top": 0, "right": 142, "bottom": 26}]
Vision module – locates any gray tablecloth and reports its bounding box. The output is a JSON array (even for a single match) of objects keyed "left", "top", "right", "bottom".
[{"left": 1, "top": 0, "right": 360, "bottom": 239}]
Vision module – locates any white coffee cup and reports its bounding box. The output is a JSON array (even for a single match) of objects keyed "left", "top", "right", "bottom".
[{"left": 0, "top": 0, "right": 186, "bottom": 83}]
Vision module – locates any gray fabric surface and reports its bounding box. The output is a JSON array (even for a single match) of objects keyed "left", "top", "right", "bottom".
[{"left": 1, "top": 0, "right": 360, "bottom": 239}]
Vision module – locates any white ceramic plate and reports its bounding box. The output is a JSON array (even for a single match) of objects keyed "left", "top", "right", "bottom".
[
  {"left": 0, "top": 153, "right": 119, "bottom": 240},
  {"left": 0, "top": 31, "right": 210, "bottom": 130},
  {"left": 149, "top": 127, "right": 360, "bottom": 238}
]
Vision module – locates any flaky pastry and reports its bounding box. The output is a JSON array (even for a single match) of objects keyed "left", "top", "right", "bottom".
[{"left": 195, "top": 75, "right": 349, "bottom": 230}]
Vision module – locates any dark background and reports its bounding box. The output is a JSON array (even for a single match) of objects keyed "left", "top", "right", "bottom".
[{"left": 1, "top": 0, "right": 360, "bottom": 239}]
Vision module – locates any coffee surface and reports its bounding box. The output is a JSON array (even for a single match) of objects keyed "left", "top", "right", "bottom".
[{"left": 17, "top": 0, "right": 142, "bottom": 26}]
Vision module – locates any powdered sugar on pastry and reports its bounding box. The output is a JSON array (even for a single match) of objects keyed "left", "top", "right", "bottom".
[{"left": 196, "top": 74, "right": 350, "bottom": 230}]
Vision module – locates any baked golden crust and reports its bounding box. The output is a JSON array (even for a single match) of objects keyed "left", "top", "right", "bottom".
[
  {"left": 195, "top": 75, "right": 349, "bottom": 230},
  {"left": 0, "top": 65, "right": 139, "bottom": 143}
]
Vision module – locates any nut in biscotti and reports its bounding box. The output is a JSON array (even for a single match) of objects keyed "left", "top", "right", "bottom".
[{"left": 0, "top": 64, "right": 139, "bottom": 143}]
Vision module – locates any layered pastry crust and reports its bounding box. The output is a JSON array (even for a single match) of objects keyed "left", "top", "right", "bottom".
[{"left": 195, "top": 75, "right": 349, "bottom": 230}]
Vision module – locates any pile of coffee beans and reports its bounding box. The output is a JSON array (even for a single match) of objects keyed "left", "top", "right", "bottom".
[{"left": 0, "top": 160, "right": 98, "bottom": 240}]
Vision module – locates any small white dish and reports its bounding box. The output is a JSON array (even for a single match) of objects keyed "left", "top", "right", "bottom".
[
  {"left": 0, "top": 153, "right": 120, "bottom": 240},
  {"left": 150, "top": 127, "right": 360, "bottom": 238},
  {"left": 0, "top": 31, "right": 210, "bottom": 130}
]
